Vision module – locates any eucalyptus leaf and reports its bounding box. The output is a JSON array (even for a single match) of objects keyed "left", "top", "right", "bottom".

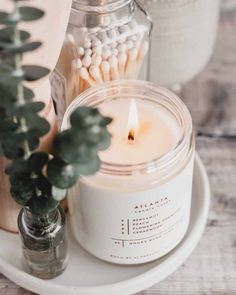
[
  {"left": 0, "top": 11, "right": 21, "bottom": 25},
  {"left": 36, "top": 174, "right": 52, "bottom": 197},
  {"left": 47, "top": 158, "right": 78, "bottom": 189},
  {"left": 0, "top": 142, "right": 3, "bottom": 156},
  {"left": 27, "top": 152, "right": 48, "bottom": 173},
  {"left": 19, "top": 6, "right": 44, "bottom": 21},
  {"left": 0, "top": 84, "right": 35, "bottom": 106},
  {"left": 27, "top": 195, "right": 58, "bottom": 215},
  {"left": 23, "top": 65, "right": 50, "bottom": 81},
  {"left": 6, "top": 41, "right": 41, "bottom": 54},
  {"left": 0, "top": 27, "right": 30, "bottom": 44},
  {"left": 11, "top": 101, "right": 45, "bottom": 117},
  {"left": 11, "top": 187, "right": 33, "bottom": 206},
  {"left": 52, "top": 186, "right": 67, "bottom": 201},
  {"left": 0, "top": 120, "right": 18, "bottom": 137},
  {"left": 73, "top": 155, "right": 100, "bottom": 176},
  {"left": 84, "top": 128, "right": 112, "bottom": 151},
  {"left": 53, "top": 130, "right": 97, "bottom": 164},
  {"left": 26, "top": 115, "right": 50, "bottom": 137},
  {"left": 5, "top": 158, "right": 29, "bottom": 175},
  {"left": 10, "top": 172, "right": 35, "bottom": 205},
  {"left": 0, "top": 12, "right": 9, "bottom": 25},
  {"left": 28, "top": 137, "right": 40, "bottom": 151},
  {"left": 1, "top": 140, "right": 23, "bottom": 159},
  {"left": 70, "top": 107, "right": 112, "bottom": 128}
]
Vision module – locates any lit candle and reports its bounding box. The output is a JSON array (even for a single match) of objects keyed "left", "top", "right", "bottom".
[
  {"left": 62, "top": 81, "right": 195, "bottom": 264},
  {"left": 99, "top": 97, "right": 180, "bottom": 164}
]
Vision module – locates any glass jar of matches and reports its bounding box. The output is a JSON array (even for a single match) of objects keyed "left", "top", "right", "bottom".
[{"left": 50, "top": 0, "right": 152, "bottom": 126}]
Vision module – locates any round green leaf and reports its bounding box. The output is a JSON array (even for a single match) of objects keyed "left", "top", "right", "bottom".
[
  {"left": 53, "top": 130, "right": 97, "bottom": 164},
  {"left": 36, "top": 174, "right": 52, "bottom": 197},
  {"left": 27, "top": 196, "right": 58, "bottom": 215},
  {"left": 11, "top": 101, "right": 45, "bottom": 117},
  {"left": 73, "top": 155, "right": 100, "bottom": 176},
  {"left": 70, "top": 107, "right": 112, "bottom": 128},
  {"left": 52, "top": 186, "right": 67, "bottom": 201},
  {"left": 19, "top": 6, "right": 44, "bottom": 21},
  {"left": 1, "top": 141, "right": 24, "bottom": 159},
  {"left": 47, "top": 158, "right": 78, "bottom": 189},
  {"left": 23, "top": 65, "right": 50, "bottom": 81},
  {"left": 6, "top": 41, "right": 41, "bottom": 54},
  {"left": 27, "top": 152, "right": 48, "bottom": 173},
  {"left": 0, "top": 27, "right": 30, "bottom": 44},
  {"left": 10, "top": 173, "right": 35, "bottom": 205}
]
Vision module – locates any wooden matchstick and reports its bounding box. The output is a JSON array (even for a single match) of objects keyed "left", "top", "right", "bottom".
[
  {"left": 89, "top": 65, "right": 103, "bottom": 84},
  {"left": 100, "top": 61, "right": 111, "bottom": 82},
  {"left": 109, "top": 55, "right": 119, "bottom": 80}
]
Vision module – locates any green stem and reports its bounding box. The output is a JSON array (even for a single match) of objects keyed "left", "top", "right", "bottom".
[{"left": 13, "top": 3, "right": 31, "bottom": 159}]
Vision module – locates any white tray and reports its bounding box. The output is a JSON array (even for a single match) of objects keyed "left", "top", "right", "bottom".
[{"left": 0, "top": 153, "right": 210, "bottom": 295}]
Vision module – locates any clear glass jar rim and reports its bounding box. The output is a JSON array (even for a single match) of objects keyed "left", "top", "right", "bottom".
[{"left": 61, "top": 80, "right": 193, "bottom": 175}]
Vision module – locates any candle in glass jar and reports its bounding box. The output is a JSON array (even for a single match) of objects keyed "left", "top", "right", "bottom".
[
  {"left": 99, "top": 97, "right": 181, "bottom": 165},
  {"left": 62, "top": 81, "right": 195, "bottom": 264}
]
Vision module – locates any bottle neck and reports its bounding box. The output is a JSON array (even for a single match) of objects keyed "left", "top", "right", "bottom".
[{"left": 23, "top": 208, "right": 58, "bottom": 230}]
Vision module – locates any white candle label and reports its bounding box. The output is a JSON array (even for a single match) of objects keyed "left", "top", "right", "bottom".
[{"left": 69, "top": 154, "right": 194, "bottom": 264}]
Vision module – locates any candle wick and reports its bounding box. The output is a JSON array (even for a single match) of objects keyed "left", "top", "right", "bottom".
[{"left": 128, "top": 128, "right": 135, "bottom": 142}]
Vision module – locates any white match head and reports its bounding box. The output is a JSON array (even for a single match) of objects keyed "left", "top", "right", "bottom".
[
  {"left": 85, "top": 48, "right": 92, "bottom": 56},
  {"left": 117, "top": 43, "right": 127, "bottom": 52},
  {"left": 82, "top": 54, "right": 92, "bottom": 68},
  {"left": 129, "top": 48, "right": 138, "bottom": 60},
  {"left": 107, "top": 29, "right": 117, "bottom": 39},
  {"left": 88, "top": 27, "right": 99, "bottom": 34},
  {"left": 130, "top": 34, "right": 138, "bottom": 42},
  {"left": 111, "top": 48, "right": 118, "bottom": 56},
  {"left": 108, "top": 55, "right": 118, "bottom": 67},
  {"left": 92, "top": 38, "right": 102, "bottom": 47},
  {"left": 126, "top": 40, "right": 134, "bottom": 49},
  {"left": 91, "top": 54, "right": 102, "bottom": 66},
  {"left": 65, "top": 34, "right": 75, "bottom": 44},
  {"left": 83, "top": 38, "right": 92, "bottom": 49},
  {"left": 101, "top": 61, "right": 110, "bottom": 73},
  {"left": 140, "top": 41, "right": 149, "bottom": 55},
  {"left": 92, "top": 45, "right": 102, "bottom": 55},
  {"left": 89, "top": 65, "right": 100, "bottom": 79},
  {"left": 118, "top": 52, "right": 127, "bottom": 64},
  {"left": 102, "top": 36, "right": 110, "bottom": 45},
  {"left": 78, "top": 46, "right": 85, "bottom": 56},
  {"left": 97, "top": 31, "right": 107, "bottom": 40},
  {"left": 72, "top": 58, "right": 82, "bottom": 70},
  {"left": 111, "top": 42, "right": 118, "bottom": 48},
  {"left": 102, "top": 47, "right": 112, "bottom": 60},
  {"left": 79, "top": 67, "right": 89, "bottom": 80}
]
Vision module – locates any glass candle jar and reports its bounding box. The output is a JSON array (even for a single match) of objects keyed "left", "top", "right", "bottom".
[
  {"left": 62, "top": 80, "right": 194, "bottom": 264},
  {"left": 140, "top": 0, "right": 220, "bottom": 89},
  {"left": 18, "top": 207, "right": 68, "bottom": 279},
  {"left": 51, "top": 0, "right": 152, "bottom": 126}
]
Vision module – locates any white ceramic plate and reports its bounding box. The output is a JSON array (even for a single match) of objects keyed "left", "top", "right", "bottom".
[{"left": 0, "top": 154, "right": 210, "bottom": 295}]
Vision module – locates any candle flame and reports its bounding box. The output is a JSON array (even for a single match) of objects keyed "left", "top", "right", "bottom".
[{"left": 127, "top": 98, "right": 139, "bottom": 142}]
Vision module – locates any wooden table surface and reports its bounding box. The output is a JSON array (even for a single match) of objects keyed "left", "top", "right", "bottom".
[{"left": 1, "top": 6, "right": 236, "bottom": 295}]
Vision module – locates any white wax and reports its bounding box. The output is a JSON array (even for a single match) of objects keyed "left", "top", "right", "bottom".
[{"left": 99, "top": 98, "right": 181, "bottom": 165}]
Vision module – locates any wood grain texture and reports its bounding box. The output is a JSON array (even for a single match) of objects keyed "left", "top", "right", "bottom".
[{"left": 1, "top": 6, "right": 236, "bottom": 295}]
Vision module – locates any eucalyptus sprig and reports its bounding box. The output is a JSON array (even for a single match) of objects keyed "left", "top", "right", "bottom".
[{"left": 0, "top": 1, "right": 112, "bottom": 214}]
